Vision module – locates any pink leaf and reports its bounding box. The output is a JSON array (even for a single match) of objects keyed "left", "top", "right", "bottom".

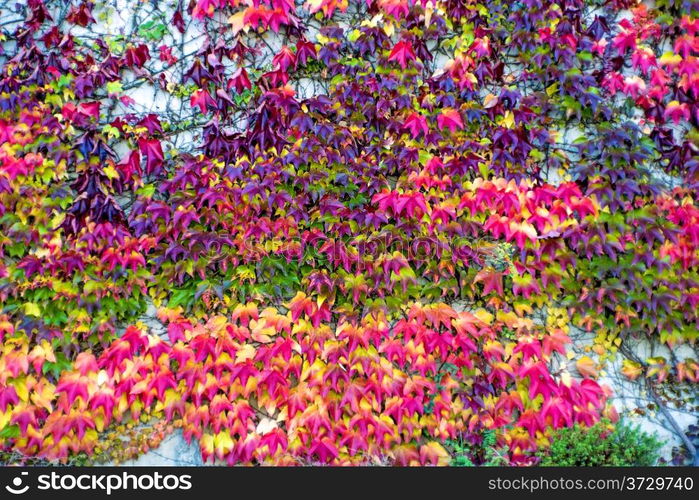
[
  {"left": 388, "top": 40, "right": 416, "bottom": 69},
  {"left": 437, "top": 108, "right": 464, "bottom": 133}
]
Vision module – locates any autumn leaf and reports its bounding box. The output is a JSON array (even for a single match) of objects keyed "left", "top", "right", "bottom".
[
  {"left": 576, "top": 356, "right": 599, "bottom": 379},
  {"left": 483, "top": 93, "right": 499, "bottom": 109},
  {"left": 437, "top": 108, "right": 463, "bottom": 133},
  {"left": 403, "top": 112, "right": 428, "bottom": 138},
  {"left": 137, "top": 138, "right": 164, "bottom": 176},
  {"left": 620, "top": 359, "right": 643, "bottom": 380},
  {"left": 474, "top": 269, "right": 504, "bottom": 296},
  {"left": 419, "top": 442, "right": 450, "bottom": 466},
  {"left": 388, "top": 40, "right": 417, "bottom": 69}
]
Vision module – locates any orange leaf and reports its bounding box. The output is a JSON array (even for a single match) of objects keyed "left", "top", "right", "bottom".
[{"left": 576, "top": 356, "right": 599, "bottom": 379}]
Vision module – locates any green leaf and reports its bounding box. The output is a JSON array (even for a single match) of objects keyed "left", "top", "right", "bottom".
[
  {"left": 106, "top": 80, "right": 123, "bottom": 95},
  {"left": 0, "top": 425, "right": 20, "bottom": 439}
]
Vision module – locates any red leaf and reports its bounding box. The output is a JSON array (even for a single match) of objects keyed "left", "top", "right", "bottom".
[
  {"left": 664, "top": 101, "right": 690, "bottom": 124},
  {"left": 309, "top": 437, "right": 338, "bottom": 463},
  {"left": 474, "top": 269, "right": 504, "bottom": 296},
  {"left": 228, "top": 67, "right": 252, "bottom": 93},
  {"left": 78, "top": 101, "right": 101, "bottom": 119},
  {"left": 67, "top": 2, "right": 95, "bottom": 27},
  {"left": 295, "top": 38, "right": 317, "bottom": 67},
  {"left": 159, "top": 45, "right": 178, "bottom": 65},
  {"left": 138, "top": 114, "right": 163, "bottom": 134},
  {"left": 172, "top": 10, "right": 186, "bottom": 33},
  {"left": 124, "top": 44, "right": 150, "bottom": 68},
  {"left": 74, "top": 352, "right": 98, "bottom": 375},
  {"left": 403, "top": 112, "right": 428, "bottom": 138},
  {"left": 437, "top": 108, "right": 464, "bottom": 132},
  {"left": 55, "top": 373, "right": 89, "bottom": 407},
  {"left": 118, "top": 149, "right": 141, "bottom": 179},
  {"left": 542, "top": 330, "right": 570, "bottom": 357},
  {"left": 138, "top": 138, "right": 164, "bottom": 175},
  {"left": 273, "top": 46, "right": 296, "bottom": 72},
  {"left": 388, "top": 40, "right": 417, "bottom": 69}
]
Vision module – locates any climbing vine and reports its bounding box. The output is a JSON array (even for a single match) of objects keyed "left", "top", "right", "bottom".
[{"left": 0, "top": 0, "right": 697, "bottom": 465}]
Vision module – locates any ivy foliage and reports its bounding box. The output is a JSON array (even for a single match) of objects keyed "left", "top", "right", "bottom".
[{"left": 0, "top": 0, "right": 697, "bottom": 465}]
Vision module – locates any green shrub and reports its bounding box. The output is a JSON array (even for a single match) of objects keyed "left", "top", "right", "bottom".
[
  {"left": 448, "top": 430, "right": 509, "bottom": 466},
  {"left": 537, "top": 419, "right": 663, "bottom": 466}
]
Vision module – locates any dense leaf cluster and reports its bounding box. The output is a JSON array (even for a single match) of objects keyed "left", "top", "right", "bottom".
[{"left": 0, "top": 0, "right": 697, "bottom": 464}]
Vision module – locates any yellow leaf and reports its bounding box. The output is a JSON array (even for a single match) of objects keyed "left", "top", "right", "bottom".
[
  {"left": 161, "top": 388, "right": 182, "bottom": 409},
  {"left": 103, "top": 164, "right": 120, "bottom": 180},
  {"left": 420, "top": 442, "right": 451, "bottom": 466},
  {"left": 473, "top": 308, "right": 493, "bottom": 325},
  {"left": 513, "top": 302, "right": 533, "bottom": 316},
  {"left": 207, "top": 315, "right": 228, "bottom": 335},
  {"left": 621, "top": 359, "right": 643, "bottom": 380},
  {"left": 592, "top": 344, "right": 606, "bottom": 356},
  {"left": 424, "top": 4, "right": 433, "bottom": 27},
  {"left": 500, "top": 110, "right": 515, "bottom": 129},
  {"left": 658, "top": 52, "right": 682, "bottom": 66},
  {"left": 361, "top": 13, "right": 383, "bottom": 29},
  {"left": 201, "top": 433, "right": 214, "bottom": 456},
  {"left": 383, "top": 22, "right": 394, "bottom": 37},
  {"left": 94, "top": 413, "right": 106, "bottom": 432},
  {"left": 576, "top": 356, "right": 599, "bottom": 378},
  {"left": 24, "top": 303, "right": 41, "bottom": 317},
  {"left": 50, "top": 212, "right": 66, "bottom": 229},
  {"left": 0, "top": 410, "right": 11, "bottom": 430},
  {"left": 483, "top": 93, "right": 498, "bottom": 109},
  {"left": 214, "top": 431, "right": 234, "bottom": 458},
  {"left": 228, "top": 11, "right": 246, "bottom": 35},
  {"left": 14, "top": 377, "right": 28, "bottom": 401},
  {"left": 236, "top": 343, "right": 256, "bottom": 363}
]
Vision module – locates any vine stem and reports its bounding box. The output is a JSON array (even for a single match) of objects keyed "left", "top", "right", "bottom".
[
  {"left": 646, "top": 381, "right": 698, "bottom": 467},
  {"left": 621, "top": 343, "right": 698, "bottom": 466}
]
